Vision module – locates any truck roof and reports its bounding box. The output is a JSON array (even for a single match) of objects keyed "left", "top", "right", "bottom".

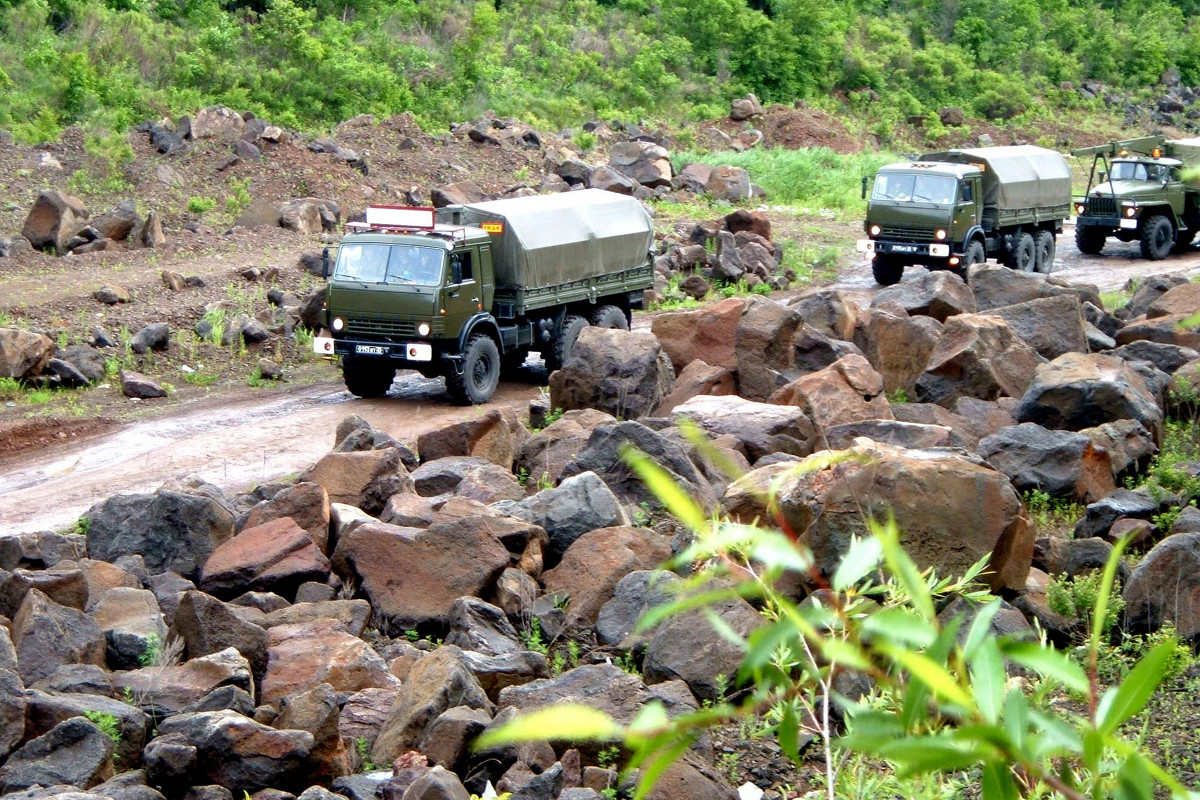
[
  {"left": 920, "top": 146, "right": 1072, "bottom": 210},
  {"left": 877, "top": 161, "right": 981, "bottom": 178},
  {"left": 342, "top": 225, "right": 491, "bottom": 248},
  {"left": 438, "top": 189, "right": 654, "bottom": 290}
]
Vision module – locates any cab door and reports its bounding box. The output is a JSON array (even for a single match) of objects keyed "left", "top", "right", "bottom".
[
  {"left": 440, "top": 247, "right": 482, "bottom": 342},
  {"left": 954, "top": 177, "right": 982, "bottom": 238}
]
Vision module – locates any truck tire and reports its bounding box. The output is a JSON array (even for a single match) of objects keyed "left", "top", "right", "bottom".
[
  {"left": 964, "top": 240, "right": 986, "bottom": 269},
  {"left": 590, "top": 305, "right": 630, "bottom": 330},
  {"left": 1140, "top": 215, "right": 1174, "bottom": 261},
  {"left": 871, "top": 256, "right": 904, "bottom": 286},
  {"left": 1004, "top": 231, "right": 1036, "bottom": 271},
  {"left": 342, "top": 356, "right": 396, "bottom": 398},
  {"left": 544, "top": 314, "right": 589, "bottom": 374},
  {"left": 1034, "top": 230, "right": 1056, "bottom": 274},
  {"left": 445, "top": 334, "right": 500, "bottom": 405},
  {"left": 1075, "top": 226, "right": 1106, "bottom": 255}
]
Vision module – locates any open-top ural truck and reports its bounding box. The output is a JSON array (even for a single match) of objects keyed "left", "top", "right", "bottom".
[
  {"left": 857, "top": 146, "right": 1072, "bottom": 285},
  {"left": 1071, "top": 135, "right": 1200, "bottom": 260},
  {"left": 314, "top": 189, "right": 655, "bottom": 404}
]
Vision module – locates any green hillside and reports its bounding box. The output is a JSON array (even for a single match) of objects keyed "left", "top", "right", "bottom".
[{"left": 1, "top": 0, "right": 1198, "bottom": 142}]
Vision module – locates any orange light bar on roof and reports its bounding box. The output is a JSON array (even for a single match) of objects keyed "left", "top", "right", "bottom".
[
  {"left": 1152, "top": 147, "right": 1162, "bottom": 158},
  {"left": 481, "top": 221, "right": 505, "bottom": 234}
]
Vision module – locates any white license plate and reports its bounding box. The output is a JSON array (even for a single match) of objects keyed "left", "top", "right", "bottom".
[
  {"left": 405, "top": 343, "right": 433, "bottom": 362},
  {"left": 856, "top": 239, "right": 874, "bottom": 253},
  {"left": 355, "top": 344, "right": 387, "bottom": 355},
  {"left": 930, "top": 244, "right": 950, "bottom": 257},
  {"left": 1119, "top": 218, "right": 1137, "bottom": 229}
]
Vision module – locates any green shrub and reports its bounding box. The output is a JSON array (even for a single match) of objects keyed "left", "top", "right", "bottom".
[{"left": 187, "top": 196, "right": 218, "bottom": 214}]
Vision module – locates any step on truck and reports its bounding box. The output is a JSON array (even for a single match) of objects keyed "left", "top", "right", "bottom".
[
  {"left": 1071, "top": 135, "right": 1200, "bottom": 260},
  {"left": 314, "top": 189, "right": 655, "bottom": 404},
  {"left": 857, "top": 146, "right": 1072, "bottom": 285}
]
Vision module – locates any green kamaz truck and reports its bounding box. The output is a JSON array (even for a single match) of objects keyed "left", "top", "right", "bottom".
[
  {"left": 858, "top": 146, "right": 1072, "bottom": 285},
  {"left": 1071, "top": 135, "right": 1200, "bottom": 260},
  {"left": 314, "top": 190, "right": 655, "bottom": 404}
]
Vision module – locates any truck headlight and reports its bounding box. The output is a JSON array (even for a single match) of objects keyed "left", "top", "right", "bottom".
[
  {"left": 935, "top": 229, "right": 947, "bottom": 241},
  {"left": 869, "top": 225, "right": 881, "bottom": 236},
  {"left": 1075, "top": 203, "right": 1086, "bottom": 216},
  {"left": 1125, "top": 207, "right": 1137, "bottom": 218},
  {"left": 332, "top": 317, "right": 344, "bottom": 332},
  {"left": 417, "top": 322, "right": 431, "bottom": 337}
]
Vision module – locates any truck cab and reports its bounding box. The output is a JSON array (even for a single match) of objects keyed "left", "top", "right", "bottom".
[{"left": 858, "top": 162, "right": 985, "bottom": 285}]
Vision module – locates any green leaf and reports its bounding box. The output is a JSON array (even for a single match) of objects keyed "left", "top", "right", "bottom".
[
  {"left": 869, "top": 515, "right": 934, "bottom": 620},
  {"left": 963, "top": 598, "right": 1003, "bottom": 659},
  {"left": 1097, "top": 637, "right": 1178, "bottom": 735},
  {"left": 1089, "top": 533, "right": 1129, "bottom": 666},
  {"left": 748, "top": 529, "right": 813, "bottom": 573},
  {"left": 876, "top": 641, "right": 974, "bottom": 709},
  {"left": 819, "top": 637, "right": 872, "bottom": 671},
  {"left": 1001, "top": 641, "right": 1089, "bottom": 694},
  {"left": 738, "top": 618, "right": 802, "bottom": 680},
  {"left": 1027, "top": 709, "right": 1084, "bottom": 757},
  {"left": 900, "top": 615, "right": 960, "bottom": 732},
  {"left": 1003, "top": 688, "right": 1029, "bottom": 755},
  {"left": 875, "top": 736, "right": 983, "bottom": 776},
  {"left": 473, "top": 705, "right": 620, "bottom": 750},
  {"left": 833, "top": 534, "right": 882, "bottom": 590},
  {"left": 982, "top": 762, "right": 1019, "bottom": 800},
  {"left": 631, "top": 735, "right": 695, "bottom": 800},
  {"left": 1114, "top": 752, "right": 1155, "bottom": 800},
  {"left": 777, "top": 701, "right": 803, "bottom": 764},
  {"left": 970, "top": 637, "right": 1005, "bottom": 724},
  {"left": 861, "top": 606, "right": 937, "bottom": 648},
  {"left": 628, "top": 701, "right": 669, "bottom": 739},
  {"left": 622, "top": 445, "right": 708, "bottom": 534}
]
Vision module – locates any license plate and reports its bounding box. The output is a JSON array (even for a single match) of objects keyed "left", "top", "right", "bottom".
[
  {"left": 1119, "top": 218, "right": 1137, "bottom": 229},
  {"left": 355, "top": 344, "right": 387, "bottom": 355},
  {"left": 405, "top": 343, "right": 433, "bottom": 362},
  {"left": 889, "top": 244, "right": 921, "bottom": 254}
]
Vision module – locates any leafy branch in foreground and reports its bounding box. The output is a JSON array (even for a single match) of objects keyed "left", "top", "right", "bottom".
[{"left": 479, "top": 437, "right": 1196, "bottom": 800}]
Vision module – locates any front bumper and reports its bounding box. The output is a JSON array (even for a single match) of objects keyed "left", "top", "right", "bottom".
[
  {"left": 314, "top": 335, "right": 433, "bottom": 362},
  {"left": 857, "top": 239, "right": 952, "bottom": 257},
  {"left": 1076, "top": 215, "right": 1137, "bottom": 230}
]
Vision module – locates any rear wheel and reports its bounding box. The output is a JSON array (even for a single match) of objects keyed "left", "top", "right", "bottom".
[
  {"left": 543, "top": 314, "right": 590, "bottom": 374},
  {"left": 871, "top": 256, "right": 904, "bottom": 286},
  {"left": 1141, "top": 215, "right": 1174, "bottom": 261},
  {"left": 1034, "top": 230, "right": 1056, "bottom": 274},
  {"left": 445, "top": 334, "right": 500, "bottom": 405},
  {"left": 342, "top": 356, "right": 396, "bottom": 398},
  {"left": 1075, "top": 226, "right": 1107, "bottom": 255},
  {"left": 590, "top": 304, "right": 630, "bottom": 330},
  {"left": 1004, "top": 231, "right": 1036, "bottom": 271}
]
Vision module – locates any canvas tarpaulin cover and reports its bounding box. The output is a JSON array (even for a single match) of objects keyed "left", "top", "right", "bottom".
[{"left": 922, "top": 146, "right": 1072, "bottom": 210}]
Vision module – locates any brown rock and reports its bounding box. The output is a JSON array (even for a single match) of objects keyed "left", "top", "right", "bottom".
[
  {"left": 300, "top": 449, "right": 413, "bottom": 516},
  {"left": 541, "top": 526, "right": 672, "bottom": 626},
  {"left": 769, "top": 354, "right": 891, "bottom": 432},
  {"left": 416, "top": 408, "right": 527, "bottom": 469},
  {"left": 650, "top": 297, "right": 744, "bottom": 374},
  {"left": 985, "top": 294, "right": 1089, "bottom": 359},
  {"left": 11, "top": 589, "right": 105, "bottom": 685},
  {"left": 0, "top": 328, "right": 55, "bottom": 380},
  {"left": 549, "top": 328, "right": 675, "bottom": 420},
  {"left": 864, "top": 308, "right": 942, "bottom": 394},
  {"left": 654, "top": 359, "right": 736, "bottom": 415},
  {"left": 112, "top": 647, "right": 253, "bottom": 717},
  {"left": 1116, "top": 312, "right": 1200, "bottom": 350},
  {"left": 199, "top": 517, "right": 331, "bottom": 600},
  {"left": 274, "top": 682, "right": 350, "bottom": 784},
  {"left": 261, "top": 619, "right": 395, "bottom": 705},
  {"left": 1147, "top": 283, "right": 1200, "bottom": 318},
  {"left": 916, "top": 314, "right": 1044, "bottom": 406},
  {"left": 20, "top": 190, "right": 88, "bottom": 254},
  {"left": 514, "top": 409, "right": 617, "bottom": 487},
  {"left": 241, "top": 483, "right": 331, "bottom": 552}
]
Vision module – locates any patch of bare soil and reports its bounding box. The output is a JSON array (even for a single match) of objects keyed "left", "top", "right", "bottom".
[{"left": 0, "top": 417, "right": 118, "bottom": 458}]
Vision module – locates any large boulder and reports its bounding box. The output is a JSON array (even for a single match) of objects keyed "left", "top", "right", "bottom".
[
  {"left": 444, "top": 597, "right": 522, "bottom": 656},
  {"left": 23, "top": 689, "right": 148, "bottom": 769},
  {"left": 91, "top": 587, "right": 168, "bottom": 671},
  {"left": 669, "top": 394, "right": 814, "bottom": 461},
  {"left": 300, "top": 448, "right": 413, "bottom": 516},
  {"left": 777, "top": 442, "right": 1033, "bottom": 591},
  {"left": 984, "top": 294, "right": 1089, "bottom": 359},
  {"left": 86, "top": 490, "right": 234, "bottom": 580},
  {"left": 11, "top": 590, "right": 106, "bottom": 685},
  {"left": 0, "top": 717, "right": 114, "bottom": 792},
  {"left": 642, "top": 592, "right": 760, "bottom": 702},
  {"left": 977, "top": 423, "right": 1115, "bottom": 503},
  {"left": 1080, "top": 419, "right": 1157, "bottom": 480},
  {"left": 790, "top": 289, "right": 862, "bottom": 343},
  {"left": 654, "top": 360, "right": 737, "bottom": 415},
  {"left": 915, "top": 314, "right": 1043, "bottom": 406},
  {"left": 549, "top": 328, "right": 674, "bottom": 420},
  {"left": 0, "top": 328, "right": 55, "bottom": 380},
  {"left": 541, "top": 526, "right": 672, "bottom": 627},
  {"left": 650, "top": 298, "right": 744, "bottom": 374},
  {"left": 111, "top": 648, "right": 253, "bottom": 719},
  {"left": 149, "top": 710, "right": 313, "bottom": 794},
  {"left": 191, "top": 106, "right": 246, "bottom": 139},
  {"left": 279, "top": 198, "right": 340, "bottom": 234},
  {"left": 432, "top": 181, "right": 488, "bottom": 208},
  {"left": 968, "top": 265, "right": 1086, "bottom": 311},
  {"left": 168, "top": 591, "right": 268, "bottom": 685},
  {"left": 199, "top": 516, "right": 331, "bottom": 600},
  {"left": 240, "top": 483, "right": 330, "bottom": 552},
  {"left": 1124, "top": 533, "right": 1200, "bottom": 640},
  {"left": 262, "top": 618, "right": 393, "bottom": 704},
  {"left": 21, "top": 190, "right": 88, "bottom": 254},
  {"left": 416, "top": 408, "right": 527, "bottom": 469},
  {"left": 495, "top": 472, "right": 628, "bottom": 567},
  {"left": 1113, "top": 341, "right": 1199, "bottom": 376},
  {"left": 273, "top": 682, "right": 351, "bottom": 784},
  {"left": 371, "top": 646, "right": 491, "bottom": 765},
  {"left": 90, "top": 200, "right": 139, "bottom": 242},
  {"left": 0, "top": 666, "right": 22, "bottom": 763},
  {"left": 514, "top": 410, "right": 617, "bottom": 486},
  {"left": 871, "top": 271, "right": 976, "bottom": 322},
  {"left": 608, "top": 141, "right": 671, "bottom": 188},
  {"left": 706, "top": 166, "right": 752, "bottom": 202},
  {"left": 768, "top": 354, "right": 891, "bottom": 432},
  {"left": 596, "top": 570, "right": 681, "bottom": 648},
  {"left": 864, "top": 309, "right": 942, "bottom": 395},
  {"left": 1115, "top": 312, "right": 1200, "bottom": 351},
  {"left": 333, "top": 520, "right": 509, "bottom": 634},
  {"left": 1146, "top": 282, "right": 1200, "bottom": 318},
  {"left": 735, "top": 296, "right": 802, "bottom": 401},
  {"left": 410, "top": 456, "right": 490, "bottom": 497},
  {"left": 1015, "top": 352, "right": 1163, "bottom": 442}
]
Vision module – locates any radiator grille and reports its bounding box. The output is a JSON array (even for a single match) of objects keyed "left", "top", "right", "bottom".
[
  {"left": 1085, "top": 196, "right": 1118, "bottom": 216},
  {"left": 877, "top": 225, "right": 936, "bottom": 243}
]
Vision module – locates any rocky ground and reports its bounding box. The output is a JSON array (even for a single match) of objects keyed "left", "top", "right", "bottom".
[{"left": 7, "top": 98, "right": 1200, "bottom": 800}]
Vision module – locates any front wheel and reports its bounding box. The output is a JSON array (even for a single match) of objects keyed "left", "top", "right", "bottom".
[
  {"left": 963, "top": 240, "right": 986, "bottom": 268},
  {"left": 871, "top": 256, "right": 904, "bottom": 286},
  {"left": 1034, "top": 230, "right": 1056, "bottom": 274},
  {"left": 1004, "top": 231, "right": 1036, "bottom": 271},
  {"left": 1075, "top": 225, "right": 1107, "bottom": 255},
  {"left": 1140, "top": 215, "right": 1174, "bottom": 261},
  {"left": 445, "top": 334, "right": 500, "bottom": 405},
  {"left": 342, "top": 356, "right": 396, "bottom": 398}
]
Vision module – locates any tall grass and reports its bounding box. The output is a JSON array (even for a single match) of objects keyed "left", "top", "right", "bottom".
[{"left": 673, "top": 147, "right": 898, "bottom": 212}]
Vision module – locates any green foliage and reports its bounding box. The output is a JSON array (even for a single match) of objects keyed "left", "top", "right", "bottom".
[
  {"left": 137, "top": 633, "right": 162, "bottom": 667},
  {"left": 480, "top": 442, "right": 1196, "bottom": 800},
  {"left": 83, "top": 710, "right": 122, "bottom": 747},
  {"left": 886, "top": 387, "right": 909, "bottom": 404},
  {"left": 70, "top": 515, "right": 90, "bottom": 536},
  {"left": 1047, "top": 569, "right": 1125, "bottom": 638},
  {"left": 1022, "top": 488, "right": 1086, "bottom": 531},
  {"left": 521, "top": 617, "right": 549, "bottom": 655},
  {"left": 225, "top": 177, "right": 251, "bottom": 218},
  {"left": 187, "top": 196, "right": 217, "bottom": 214},
  {"left": 182, "top": 369, "right": 218, "bottom": 386},
  {"left": 355, "top": 737, "right": 379, "bottom": 772},
  {"left": 0, "top": 376, "right": 21, "bottom": 401}
]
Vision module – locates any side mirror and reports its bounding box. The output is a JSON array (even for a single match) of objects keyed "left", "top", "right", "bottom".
[
  {"left": 321, "top": 247, "right": 331, "bottom": 278},
  {"left": 451, "top": 261, "right": 462, "bottom": 285},
  {"left": 861, "top": 176, "right": 869, "bottom": 200},
  {"left": 1098, "top": 171, "right": 1107, "bottom": 183}
]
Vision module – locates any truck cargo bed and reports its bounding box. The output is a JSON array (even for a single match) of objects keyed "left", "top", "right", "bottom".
[{"left": 493, "top": 264, "right": 654, "bottom": 316}]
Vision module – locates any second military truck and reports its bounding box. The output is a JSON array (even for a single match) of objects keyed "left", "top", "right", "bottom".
[
  {"left": 314, "top": 189, "right": 655, "bottom": 404},
  {"left": 1071, "top": 135, "right": 1200, "bottom": 260},
  {"left": 858, "top": 145, "right": 1072, "bottom": 285}
]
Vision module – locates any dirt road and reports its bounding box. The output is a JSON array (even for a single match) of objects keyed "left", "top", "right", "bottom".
[
  {"left": 0, "top": 374, "right": 541, "bottom": 535},
  {"left": 3, "top": 223, "right": 1199, "bottom": 538}
]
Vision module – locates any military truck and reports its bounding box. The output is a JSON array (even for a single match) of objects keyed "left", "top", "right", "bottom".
[
  {"left": 857, "top": 146, "right": 1073, "bottom": 285},
  {"left": 313, "top": 190, "right": 655, "bottom": 404},
  {"left": 1071, "top": 135, "right": 1200, "bottom": 260}
]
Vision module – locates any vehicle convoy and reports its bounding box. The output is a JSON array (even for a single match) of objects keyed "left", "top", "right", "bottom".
[
  {"left": 1071, "top": 135, "right": 1200, "bottom": 260},
  {"left": 857, "top": 146, "right": 1072, "bottom": 285},
  {"left": 314, "top": 189, "right": 655, "bottom": 404}
]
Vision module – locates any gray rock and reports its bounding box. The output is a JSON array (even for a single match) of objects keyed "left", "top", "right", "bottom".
[
  {"left": 978, "top": 423, "right": 1115, "bottom": 503},
  {"left": 131, "top": 323, "right": 169, "bottom": 354},
  {"left": 86, "top": 490, "right": 234, "bottom": 579},
  {"left": 0, "top": 717, "right": 114, "bottom": 792},
  {"left": 596, "top": 570, "right": 680, "bottom": 647},
  {"left": 494, "top": 472, "right": 628, "bottom": 567},
  {"left": 445, "top": 597, "right": 522, "bottom": 656}
]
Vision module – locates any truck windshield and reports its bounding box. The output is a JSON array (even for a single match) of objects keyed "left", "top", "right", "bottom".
[
  {"left": 1109, "top": 161, "right": 1170, "bottom": 182},
  {"left": 334, "top": 244, "right": 445, "bottom": 286},
  {"left": 872, "top": 173, "right": 957, "bottom": 205}
]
